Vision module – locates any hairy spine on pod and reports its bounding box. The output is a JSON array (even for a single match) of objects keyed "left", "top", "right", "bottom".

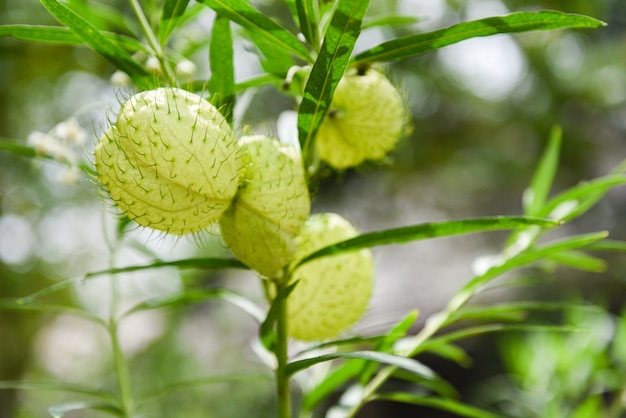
[
  {"left": 287, "top": 213, "right": 373, "bottom": 341},
  {"left": 316, "top": 66, "right": 406, "bottom": 169},
  {"left": 95, "top": 88, "right": 242, "bottom": 235},
  {"left": 219, "top": 135, "right": 310, "bottom": 278}
]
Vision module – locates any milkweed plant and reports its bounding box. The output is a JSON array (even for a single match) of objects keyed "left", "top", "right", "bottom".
[{"left": 1, "top": 1, "right": 625, "bottom": 417}]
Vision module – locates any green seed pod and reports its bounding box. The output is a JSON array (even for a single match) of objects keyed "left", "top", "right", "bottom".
[
  {"left": 287, "top": 213, "right": 373, "bottom": 341},
  {"left": 316, "top": 67, "right": 406, "bottom": 169},
  {"left": 95, "top": 87, "right": 241, "bottom": 235},
  {"left": 219, "top": 135, "right": 310, "bottom": 278}
]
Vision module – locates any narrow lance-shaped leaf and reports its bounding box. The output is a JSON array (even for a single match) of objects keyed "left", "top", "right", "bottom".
[
  {"left": 159, "top": 0, "right": 190, "bottom": 43},
  {"left": 209, "top": 14, "right": 235, "bottom": 123},
  {"left": 373, "top": 392, "right": 501, "bottom": 418},
  {"left": 298, "top": 0, "right": 370, "bottom": 168},
  {"left": 17, "top": 257, "right": 248, "bottom": 304},
  {"left": 525, "top": 125, "right": 562, "bottom": 216},
  {"left": 461, "top": 231, "right": 609, "bottom": 293},
  {"left": 259, "top": 281, "right": 298, "bottom": 352},
  {"left": 0, "top": 137, "right": 96, "bottom": 176},
  {"left": 198, "top": 0, "right": 312, "bottom": 61},
  {"left": 539, "top": 174, "right": 626, "bottom": 221},
  {"left": 293, "top": 216, "right": 558, "bottom": 269},
  {"left": 0, "top": 25, "right": 145, "bottom": 52},
  {"left": 285, "top": 350, "right": 436, "bottom": 379},
  {"left": 39, "top": 0, "right": 152, "bottom": 89},
  {"left": 353, "top": 11, "right": 605, "bottom": 63},
  {"left": 359, "top": 310, "right": 418, "bottom": 385},
  {"left": 295, "top": 0, "right": 319, "bottom": 48},
  {"left": 125, "top": 288, "right": 265, "bottom": 323},
  {"left": 48, "top": 402, "right": 123, "bottom": 418}
]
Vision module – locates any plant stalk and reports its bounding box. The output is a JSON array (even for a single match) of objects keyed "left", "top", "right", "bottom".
[
  {"left": 275, "top": 280, "right": 291, "bottom": 418},
  {"left": 128, "top": 0, "right": 177, "bottom": 85}
]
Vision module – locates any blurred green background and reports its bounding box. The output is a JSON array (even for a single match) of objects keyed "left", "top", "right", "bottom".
[{"left": 1, "top": 0, "right": 625, "bottom": 417}]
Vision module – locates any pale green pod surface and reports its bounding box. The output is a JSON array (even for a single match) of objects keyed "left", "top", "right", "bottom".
[
  {"left": 219, "top": 135, "right": 310, "bottom": 278},
  {"left": 316, "top": 68, "right": 406, "bottom": 169},
  {"left": 287, "top": 213, "right": 373, "bottom": 341},
  {"left": 95, "top": 87, "right": 241, "bottom": 235}
]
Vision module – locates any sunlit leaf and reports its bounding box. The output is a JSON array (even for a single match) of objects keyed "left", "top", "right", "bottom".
[
  {"left": 298, "top": 0, "right": 370, "bottom": 168},
  {"left": 294, "top": 216, "right": 558, "bottom": 269},
  {"left": 539, "top": 174, "right": 626, "bottom": 221},
  {"left": 373, "top": 392, "right": 500, "bottom": 418},
  {"left": 39, "top": 0, "right": 152, "bottom": 89},
  {"left": 586, "top": 239, "right": 626, "bottom": 252},
  {"left": 548, "top": 250, "right": 606, "bottom": 272},
  {"left": 359, "top": 310, "right": 418, "bottom": 385},
  {"left": 125, "top": 288, "right": 265, "bottom": 323},
  {"left": 0, "top": 25, "right": 145, "bottom": 51},
  {"left": 302, "top": 360, "right": 363, "bottom": 411},
  {"left": 353, "top": 11, "right": 605, "bottom": 63},
  {"left": 461, "top": 231, "right": 608, "bottom": 293},
  {"left": 362, "top": 15, "right": 420, "bottom": 30},
  {"left": 198, "top": 0, "right": 311, "bottom": 61},
  {"left": 286, "top": 350, "right": 435, "bottom": 379},
  {"left": 423, "top": 342, "right": 473, "bottom": 368},
  {"left": 209, "top": 14, "right": 235, "bottom": 123},
  {"left": 0, "top": 381, "right": 118, "bottom": 403}
]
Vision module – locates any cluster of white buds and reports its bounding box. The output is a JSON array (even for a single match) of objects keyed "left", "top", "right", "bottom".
[{"left": 27, "top": 117, "right": 89, "bottom": 184}]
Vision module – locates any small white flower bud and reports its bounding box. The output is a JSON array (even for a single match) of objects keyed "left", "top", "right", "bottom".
[
  {"left": 145, "top": 57, "right": 161, "bottom": 74},
  {"left": 110, "top": 71, "right": 131, "bottom": 86},
  {"left": 176, "top": 59, "right": 197, "bottom": 78}
]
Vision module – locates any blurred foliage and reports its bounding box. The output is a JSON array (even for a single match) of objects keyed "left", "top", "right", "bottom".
[{"left": 0, "top": 0, "right": 625, "bottom": 417}]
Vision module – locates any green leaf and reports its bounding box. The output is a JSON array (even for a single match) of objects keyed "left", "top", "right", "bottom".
[
  {"left": 39, "top": 0, "right": 152, "bottom": 89},
  {"left": 586, "top": 239, "right": 626, "bottom": 252},
  {"left": 209, "top": 14, "right": 235, "bottom": 123},
  {"left": 48, "top": 402, "right": 123, "bottom": 417},
  {"left": 298, "top": 0, "right": 370, "bottom": 168},
  {"left": 139, "top": 373, "right": 272, "bottom": 401},
  {"left": 197, "top": 0, "right": 312, "bottom": 61},
  {"left": 373, "top": 392, "right": 500, "bottom": 418},
  {"left": 245, "top": 33, "right": 296, "bottom": 76},
  {"left": 424, "top": 342, "right": 473, "bottom": 368},
  {"left": 0, "top": 381, "right": 118, "bottom": 403},
  {"left": 259, "top": 281, "right": 298, "bottom": 352},
  {"left": 17, "top": 257, "right": 247, "bottom": 304},
  {"left": 0, "top": 299, "right": 105, "bottom": 325},
  {"left": 0, "top": 137, "right": 97, "bottom": 177},
  {"left": 0, "top": 25, "right": 145, "bottom": 52},
  {"left": 461, "top": 231, "right": 609, "bottom": 293},
  {"left": 295, "top": 0, "right": 319, "bottom": 47},
  {"left": 293, "top": 216, "right": 558, "bottom": 269},
  {"left": 353, "top": 11, "right": 605, "bottom": 63},
  {"left": 524, "top": 125, "right": 562, "bottom": 216},
  {"left": 359, "top": 310, "right": 418, "bottom": 385},
  {"left": 548, "top": 250, "right": 606, "bottom": 272},
  {"left": 539, "top": 174, "right": 626, "bottom": 221},
  {"left": 362, "top": 15, "right": 421, "bottom": 30},
  {"left": 286, "top": 350, "right": 435, "bottom": 379},
  {"left": 124, "top": 288, "right": 265, "bottom": 322},
  {"left": 159, "top": 0, "right": 190, "bottom": 43},
  {"left": 302, "top": 360, "right": 363, "bottom": 411}
]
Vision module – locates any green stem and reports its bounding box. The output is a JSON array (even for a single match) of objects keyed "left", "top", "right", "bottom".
[
  {"left": 275, "top": 280, "right": 291, "bottom": 418},
  {"left": 344, "top": 291, "right": 472, "bottom": 418},
  {"left": 109, "top": 313, "right": 134, "bottom": 417},
  {"left": 128, "top": 0, "right": 177, "bottom": 85}
]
